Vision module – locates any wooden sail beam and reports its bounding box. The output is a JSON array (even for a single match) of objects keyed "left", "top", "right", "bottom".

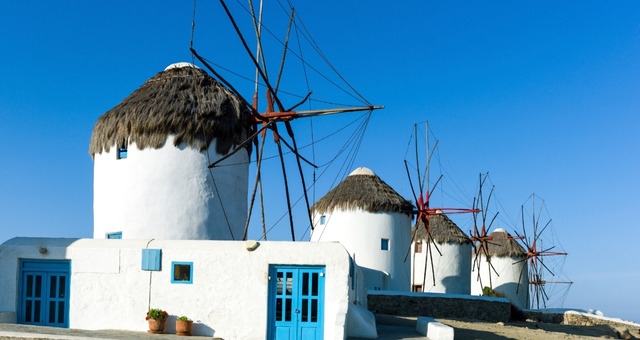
[
  {"left": 248, "top": 105, "right": 384, "bottom": 124},
  {"left": 412, "top": 207, "right": 480, "bottom": 215}
]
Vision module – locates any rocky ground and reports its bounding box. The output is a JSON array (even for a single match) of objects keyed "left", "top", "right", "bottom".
[{"left": 374, "top": 314, "right": 640, "bottom": 339}]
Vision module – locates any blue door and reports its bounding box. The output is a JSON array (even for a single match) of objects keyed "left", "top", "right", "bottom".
[
  {"left": 268, "top": 266, "right": 325, "bottom": 340},
  {"left": 18, "top": 260, "right": 71, "bottom": 328}
]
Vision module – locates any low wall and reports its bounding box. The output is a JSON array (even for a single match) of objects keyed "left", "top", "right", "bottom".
[
  {"left": 367, "top": 291, "right": 511, "bottom": 322},
  {"left": 523, "top": 310, "right": 640, "bottom": 334},
  {"left": 367, "top": 291, "right": 511, "bottom": 323}
]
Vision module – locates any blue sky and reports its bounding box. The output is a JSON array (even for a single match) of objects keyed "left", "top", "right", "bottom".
[{"left": 1, "top": 1, "right": 639, "bottom": 323}]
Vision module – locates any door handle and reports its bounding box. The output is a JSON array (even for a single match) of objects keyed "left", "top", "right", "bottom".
[{"left": 294, "top": 309, "right": 300, "bottom": 314}]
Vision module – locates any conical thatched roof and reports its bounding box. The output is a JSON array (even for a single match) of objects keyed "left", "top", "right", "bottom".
[
  {"left": 89, "top": 63, "right": 251, "bottom": 157},
  {"left": 485, "top": 228, "right": 526, "bottom": 257},
  {"left": 412, "top": 213, "right": 471, "bottom": 245},
  {"left": 310, "top": 167, "right": 413, "bottom": 215}
]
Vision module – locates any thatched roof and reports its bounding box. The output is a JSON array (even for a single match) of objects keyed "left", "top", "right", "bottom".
[
  {"left": 89, "top": 63, "right": 251, "bottom": 157},
  {"left": 485, "top": 228, "right": 526, "bottom": 257},
  {"left": 310, "top": 167, "right": 413, "bottom": 215},
  {"left": 412, "top": 213, "right": 471, "bottom": 245}
]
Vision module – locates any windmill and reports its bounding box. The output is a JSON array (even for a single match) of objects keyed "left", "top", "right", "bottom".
[
  {"left": 403, "top": 122, "right": 478, "bottom": 291},
  {"left": 469, "top": 172, "right": 502, "bottom": 290},
  {"left": 468, "top": 174, "right": 533, "bottom": 309},
  {"left": 469, "top": 172, "right": 515, "bottom": 289},
  {"left": 513, "top": 193, "right": 572, "bottom": 309},
  {"left": 189, "top": 0, "right": 383, "bottom": 241}
]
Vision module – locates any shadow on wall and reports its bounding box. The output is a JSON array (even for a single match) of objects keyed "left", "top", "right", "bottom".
[
  {"left": 493, "top": 282, "right": 528, "bottom": 309},
  {"left": 441, "top": 275, "right": 470, "bottom": 294},
  {"left": 192, "top": 322, "right": 215, "bottom": 337},
  {"left": 360, "top": 267, "right": 387, "bottom": 291}
]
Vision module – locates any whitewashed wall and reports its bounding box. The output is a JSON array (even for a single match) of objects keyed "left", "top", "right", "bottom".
[
  {"left": 411, "top": 241, "right": 471, "bottom": 294},
  {"left": 0, "top": 238, "right": 355, "bottom": 339},
  {"left": 0, "top": 238, "right": 79, "bottom": 323},
  {"left": 311, "top": 209, "right": 412, "bottom": 291},
  {"left": 93, "top": 136, "right": 248, "bottom": 240},
  {"left": 471, "top": 254, "right": 529, "bottom": 310}
]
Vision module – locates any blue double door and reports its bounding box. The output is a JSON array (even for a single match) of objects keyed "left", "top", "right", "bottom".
[
  {"left": 18, "top": 260, "right": 71, "bottom": 327},
  {"left": 268, "top": 266, "right": 325, "bottom": 340}
]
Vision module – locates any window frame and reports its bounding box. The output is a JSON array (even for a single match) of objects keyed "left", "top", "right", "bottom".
[
  {"left": 106, "top": 232, "right": 122, "bottom": 239},
  {"left": 117, "top": 147, "right": 128, "bottom": 159},
  {"left": 171, "top": 261, "right": 194, "bottom": 284},
  {"left": 381, "top": 238, "right": 389, "bottom": 251}
]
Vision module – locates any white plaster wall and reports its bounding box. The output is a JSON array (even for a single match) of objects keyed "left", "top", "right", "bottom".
[
  {"left": 0, "top": 238, "right": 354, "bottom": 339},
  {"left": 411, "top": 241, "right": 471, "bottom": 294},
  {"left": 311, "top": 209, "right": 412, "bottom": 291},
  {"left": 471, "top": 254, "right": 529, "bottom": 310},
  {"left": 93, "top": 136, "right": 249, "bottom": 240},
  {"left": 0, "top": 238, "right": 79, "bottom": 317}
]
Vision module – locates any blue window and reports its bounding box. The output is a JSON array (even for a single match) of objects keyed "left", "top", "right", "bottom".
[
  {"left": 141, "top": 249, "right": 162, "bottom": 271},
  {"left": 381, "top": 238, "right": 389, "bottom": 251},
  {"left": 106, "top": 232, "right": 122, "bottom": 239},
  {"left": 171, "top": 262, "right": 193, "bottom": 284},
  {"left": 320, "top": 215, "right": 326, "bottom": 224},
  {"left": 117, "top": 147, "right": 127, "bottom": 159}
]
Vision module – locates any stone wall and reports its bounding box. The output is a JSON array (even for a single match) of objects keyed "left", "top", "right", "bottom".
[
  {"left": 367, "top": 292, "right": 511, "bottom": 322},
  {"left": 524, "top": 310, "right": 640, "bottom": 334}
]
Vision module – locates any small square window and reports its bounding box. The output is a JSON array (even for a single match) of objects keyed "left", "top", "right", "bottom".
[
  {"left": 381, "top": 238, "right": 389, "bottom": 251},
  {"left": 320, "top": 215, "right": 326, "bottom": 224},
  {"left": 171, "top": 262, "right": 193, "bottom": 284},
  {"left": 117, "top": 147, "right": 128, "bottom": 159},
  {"left": 414, "top": 241, "right": 422, "bottom": 253},
  {"left": 106, "top": 232, "right": 122, "bottom": 239}
]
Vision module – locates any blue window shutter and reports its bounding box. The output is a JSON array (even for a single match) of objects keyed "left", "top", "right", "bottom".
[{"left": 142, "top": 249, "right": 162, "bottom": 271}]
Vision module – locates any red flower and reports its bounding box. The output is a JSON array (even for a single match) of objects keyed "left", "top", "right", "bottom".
[{"left": 146, "top": 308, "right": 168, "bottom": 320}]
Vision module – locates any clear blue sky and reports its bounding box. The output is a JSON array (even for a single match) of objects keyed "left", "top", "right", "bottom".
[{"left": 1, "top": 1, "right": 639, "bottom": 323}]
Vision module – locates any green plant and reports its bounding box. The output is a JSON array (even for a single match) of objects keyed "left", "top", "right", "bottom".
[
  {"left": 177, "top": 316, "right": 191, "bottom": 322},
  {"left": 482, "top": 286, "right": 506, "bottom": 298},
  {"left": 146, "top": 308, "right": 168, "bottom": 320}
]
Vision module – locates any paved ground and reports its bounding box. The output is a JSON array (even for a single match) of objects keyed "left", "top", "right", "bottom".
[
  {"left": 0, "top": 320, "right": 426, "bottom": 339},
  {"left": 348, "top": 325, "right": 425, "bottom": 339},
  {"left": 0, "top": 323, "right": 213, "bottom": 339}
]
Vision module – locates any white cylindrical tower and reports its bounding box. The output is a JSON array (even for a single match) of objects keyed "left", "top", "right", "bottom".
[
  {"left": 411, "top": 213, "right": 472, "bottom": 294},
  {"left": 471, "top": 228, "right": 529, "bottom": 309},
  {"left": 89, "top": 63, "right": 251, "bottom": 240},
  {"left": 310, "top": 167, "right": 413, "bottom": 291}
]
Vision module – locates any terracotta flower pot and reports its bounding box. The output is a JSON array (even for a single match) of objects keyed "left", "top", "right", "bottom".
[
  {"left": 176, "top": 319, "right": 193, "bottom": 336},
  {"left": 147, "top": 318, "right": 166, "bottom": 334}
]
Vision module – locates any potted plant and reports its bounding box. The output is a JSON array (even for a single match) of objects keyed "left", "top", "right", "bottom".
[
  {"left": 146, "top": 308, "right": 168, "bottom": 334},
  {"left": 176, "top": 315, "right": 193, "bottom": 336}
]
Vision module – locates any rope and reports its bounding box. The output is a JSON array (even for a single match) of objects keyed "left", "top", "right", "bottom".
[
  {"left": 206, "top": 149, "right": 237, "bottom": 240},
  {"left": 243, "top": 132, "right": 268, "bottom": 240},
  {"left": 190, "top": 0, "right": 197, "bottom": 64}
]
